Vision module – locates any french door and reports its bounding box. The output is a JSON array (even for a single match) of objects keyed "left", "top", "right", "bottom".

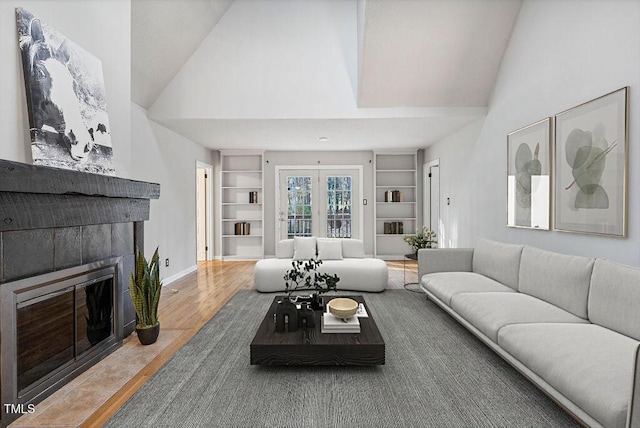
[{"left": 278, "top": 168, "right": 360, "bottom": 240}]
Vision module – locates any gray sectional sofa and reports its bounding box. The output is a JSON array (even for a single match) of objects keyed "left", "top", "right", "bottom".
[{"left": 418, "top": 238, "right": 640, "bottom": 428}]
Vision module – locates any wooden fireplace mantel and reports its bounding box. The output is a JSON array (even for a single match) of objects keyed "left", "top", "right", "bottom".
[{"left": 0, "top": 160, "right": 160, "bottom": 232}]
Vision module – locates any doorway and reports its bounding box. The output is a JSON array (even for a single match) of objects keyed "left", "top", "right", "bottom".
[
  {"left": 196, "top": 161, "right": 213, "bottom": 261},
  {"left": 276, "top": 166, "right": 363, "bottom": 240},
  {"left": 423, "top": 160, "right": 440, "bottom": 240}
]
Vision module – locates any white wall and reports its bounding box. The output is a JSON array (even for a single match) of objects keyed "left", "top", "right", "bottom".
[
  {"left": 425, "top": 0, "right": 640, "bottom": 265},
  {"left": 0, "top": 0, "right": 213, "bottom": 281},
  {"left": 0, "top": 0, "right": 131, "bottom": 173},
  {"left": 131, "top": 103, "right": 214, "bottom": 280},
  {"left": 422, "top": 119, "right": 484, "bottom": 249},
  {"left": 263, "top": 151, "right": 375, "bottom": 256}
]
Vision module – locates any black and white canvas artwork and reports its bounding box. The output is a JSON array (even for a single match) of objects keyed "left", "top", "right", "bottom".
[{"left": 16, "top": 7, "right": 115, "bottom": 176}]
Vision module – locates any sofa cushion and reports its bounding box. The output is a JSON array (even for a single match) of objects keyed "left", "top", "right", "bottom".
[
  {"left": 518, "top": 246, "right": 594, "bottom": 319},
  {"left": 421, "top": 272, "right": 515, "bottom": 307},
  {"left": 498, "top": 323, "right": 639, "bottom": 428},
  {"left": 318, "top": 259, "right": 387, "bottom": 292},
  {"left": 418, "top": 248, "right": 473, "bottom": 276},
  {"left": 589, "top": 259, "right": 640, "bottom": 341},
  {"left": 341, "top": 239, "right": 365, "bottom": 258},
  {"left": 317, "top": 239, "right": 343, "bottom": 260},
  {"left": 276, "top": 239, "right": 294, "bottom": 259},
  {"left": 293, "top": 237, "right": 316, "bottom": 260},
  {"left": 254, "top": 258, "right": 388, "bottom": 292},
  {"left": 472, "top": 239, "right": 523, "bottom": 290},
  {"left": 451, "top": 292, "right": 588, "bottom": 343}
]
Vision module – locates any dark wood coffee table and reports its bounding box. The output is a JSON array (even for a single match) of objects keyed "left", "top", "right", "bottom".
[{"left": 250, "top": 295, "right": 385, "bottom": 365}]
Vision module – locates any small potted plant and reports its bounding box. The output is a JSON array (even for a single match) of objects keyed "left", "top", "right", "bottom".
[
  {"left": 404, "top": 227, "right": 437, "bottom": 254},
  {"left": 284, "top": 259, "right": 340, "bottom": 309},
  {"left": 130, "top": 247, "right": 162, "bottom": 345}
]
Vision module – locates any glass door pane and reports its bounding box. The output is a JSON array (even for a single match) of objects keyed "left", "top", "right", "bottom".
[
  {"left": 326, "top": 176, "right": 352, "bottom": 238},
  {"left": 286, "top": 176, "right": 313, "bottom": 238},
  {"left": 76, "top": 276, "right": 114, "bottom": 356},
  {"left": 279, "top": 168, "right": 359, "bottom": 240},
  {"left": 16, "top": 287, "right": 75, "bottom": 394}
]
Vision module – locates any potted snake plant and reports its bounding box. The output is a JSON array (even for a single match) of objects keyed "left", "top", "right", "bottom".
[{"left": 130, "top": 247, "right": 162, "bottom": 345}]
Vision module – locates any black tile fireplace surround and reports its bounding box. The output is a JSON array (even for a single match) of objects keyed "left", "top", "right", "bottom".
[{"left": 0, "top": 159, "right": 159, "bottom": 426}]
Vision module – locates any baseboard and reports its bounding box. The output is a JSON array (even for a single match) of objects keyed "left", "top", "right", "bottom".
[{"left": 163, "top": 264, "right": 197, "bottom": 286}]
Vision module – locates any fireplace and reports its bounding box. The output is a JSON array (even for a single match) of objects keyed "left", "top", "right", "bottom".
[
  {"left": 1, "top": 258, "right": 122, "bottom": 418},
  {"left": 0, "top": 159, "right": 160, "bottom": 426}
]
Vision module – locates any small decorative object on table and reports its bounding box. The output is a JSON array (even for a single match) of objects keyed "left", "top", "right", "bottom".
[
  {"left": 275, "top": 299, "right": 298, "bottom": 332},
  {"left": 404, "top": 227, "right": 437, "bottom": 254},
  {"left": 283, "top": 258, "right": 340, "bottom": 313},
  {"left": 322, "top": 298, "right": 361, "bottom": 333},
  {"left": 327, "top": 298, "right": 358, "bottom": 320},
  {"left": 276, "top": 257, "right": 332, "bottom": 331},
  {"left": 130, "top": 247, "right": 162, "bottom": 345},
  {"left": 297, "top": 304, "right": 315, "bottom": 328}
]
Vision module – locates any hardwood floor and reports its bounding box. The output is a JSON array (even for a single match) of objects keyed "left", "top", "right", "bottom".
[
  {"left": 83, "top": 261, "right": 256, "bottom": 427},
  {"left": 12, "top": 259, "right": 418, "bottom": 427}
]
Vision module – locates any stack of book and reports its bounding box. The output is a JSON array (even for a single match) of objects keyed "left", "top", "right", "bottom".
[
  {"left": 321, "top": 301, "right": 369, "bottom": 333},
  {"left": 384, "top": 190, "right": 403, "bottom": 202},
  {"left": 383, "top": 221, "right": 404, "bottom": 234},
  {"left": 321, "top": 313, "right": 360, "bottom": 333}
]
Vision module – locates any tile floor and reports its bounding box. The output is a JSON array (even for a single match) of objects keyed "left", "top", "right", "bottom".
[{"left": 10, "top": 330, "right": 181, "bottom": 427}]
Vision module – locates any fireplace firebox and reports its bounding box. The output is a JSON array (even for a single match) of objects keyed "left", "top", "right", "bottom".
[{"left": 1, "top": 258, "right": 123, "bottom": 424}]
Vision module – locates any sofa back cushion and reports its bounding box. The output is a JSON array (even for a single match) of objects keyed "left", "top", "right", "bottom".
[
  {"left": 293, "top": 236, "right": 317, "bottom": 260},
  {"left": 277, "top": 238, "right": 365, "bottom": 259},
  {"left": 341, "top": 239, "right": 365, "bottom": 258},
  {"left": 589, "top": 259, "right": 640, "bottom": 341},
  {"left": 519, "top": 246, "right": 594, "bottom": 319},
  {"left": 317, "top": 239, "right": 343, "bottom": 260},
  {"left": 276, "top": 239, "right": 294, "bottom": 258},
  {"left": 472, "top": 239, "right": 523, "bottom": 290}
]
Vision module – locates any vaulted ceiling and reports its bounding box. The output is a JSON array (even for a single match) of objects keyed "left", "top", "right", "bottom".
[{"left": 131, "top": 0, "right": 522, "bottom": 151}]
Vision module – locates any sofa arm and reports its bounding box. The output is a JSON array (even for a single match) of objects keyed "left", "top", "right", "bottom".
[
  {"left": 418, "top": 248, "right": 474, "bottom": 278},
  {"left": 628, "top": 344, "right": 640, "bottom": 428}
]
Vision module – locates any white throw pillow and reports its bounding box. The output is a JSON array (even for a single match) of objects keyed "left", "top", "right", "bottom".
[
  {"left": 293, "top": 237, "right": 317, "bottom": 260},
  {"left": 317, "top": 239, "right": 343, "bottom": 260},
  {"left": 276, "top": 239, "right": 294, "bottom": 258},
  {"left": 341, "top": 239, "right": 365, "bottom": 258}
]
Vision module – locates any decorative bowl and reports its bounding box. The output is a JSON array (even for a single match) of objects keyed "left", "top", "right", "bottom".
[{"left": 328, "top": 298, "right": 358, "bottom": 319}]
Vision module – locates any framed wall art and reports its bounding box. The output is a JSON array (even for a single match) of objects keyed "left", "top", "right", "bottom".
[
  {"left": 507, "top": 118, "right": 551, "bottom": 230},
  {"left": 554, "top": 87, "right": 628, "bottom": 236},
  {"left": 16, "top": 7, "right": 115, "bottom": 176}
]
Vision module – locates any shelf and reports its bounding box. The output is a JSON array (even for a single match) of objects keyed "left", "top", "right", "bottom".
[
  {"left": 376, "top": 217, "right": 416, "bottom": 221},
  {"left": 374, "top": 151, "right": 417, "bottom": 259},
  {"left": 221, "top": 203, "right": 262, "bottom": 206},
  {"left": 376, "top": 202, "right": 416, "bottom": 205},
  {"left": 220, "top": 152, "right": 265, "bottom": 260}
]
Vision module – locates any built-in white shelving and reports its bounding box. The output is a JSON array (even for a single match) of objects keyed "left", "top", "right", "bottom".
[
  {"left": 374, "top": 151, "right": 417, "bottom": 260},
  {"left": 219, "top": 151, "right": 264, "bottom": 260}
]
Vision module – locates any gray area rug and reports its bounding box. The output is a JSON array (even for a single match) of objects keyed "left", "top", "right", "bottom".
[{"left": 106, "top": 290, "right": 578, "bottom": 427}]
